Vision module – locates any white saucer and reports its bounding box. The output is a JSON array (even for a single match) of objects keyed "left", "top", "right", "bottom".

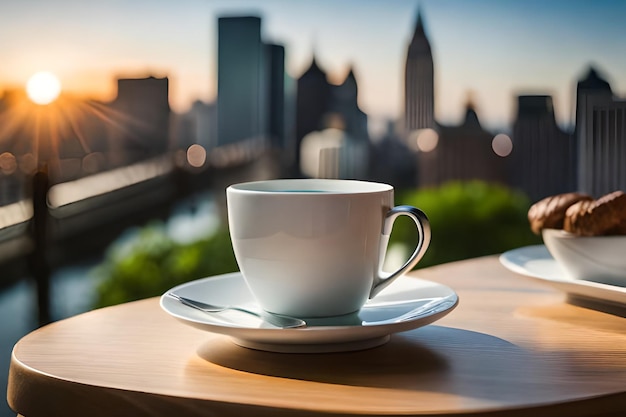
[
  {"left": 500, "top": 245, "right": 626, "bottom": 308},
  {"left": 160, "top": 272, "right": 458, "bottom": 353}
]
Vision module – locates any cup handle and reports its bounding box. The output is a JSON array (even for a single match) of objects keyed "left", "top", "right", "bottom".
[{"left": 370, "top": 205, "right": 431, "bottom": 299}]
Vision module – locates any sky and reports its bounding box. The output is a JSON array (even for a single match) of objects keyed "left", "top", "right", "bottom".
[{"left": 1, "top": 0, "right": 626, "bottom": 133}]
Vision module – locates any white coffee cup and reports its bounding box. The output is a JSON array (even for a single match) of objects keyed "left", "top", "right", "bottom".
[{"left": 226, "top": 179, "right": 430, "bottom": 317}]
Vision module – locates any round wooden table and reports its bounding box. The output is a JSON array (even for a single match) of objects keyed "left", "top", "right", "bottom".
[{"left": 8, "top": 255, "right": 626, "bottom": 417}]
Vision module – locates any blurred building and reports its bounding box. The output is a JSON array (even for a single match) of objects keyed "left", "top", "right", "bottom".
[
  {"left": 296, "top": 59, "right": 369, "bottom": 145},
  {"left": 217, "top": 16, "right": 267, "bottom": 146},
  {"left": 296, "top": 58, "right": 370, "bottom": 178},
  {"left": 0, "top": 89, "right": 36, "bottom": 158},
  {"left": 404, "top": 10, "right": 434, "bottom": 133},
  {"left": 328, "top": 67, "right": 369, "bottom": 141},
  {"left": 266, "top": 43, "right": 297, "bottom": 170},
  {"left": 575, "top": 67, "right": 625, "bottom": 197},
  {"left": 173, "top": 100, "right": 217, "bottom": 150},
  {"left": 368, "top": 121, "right": 418, "bottom": 190},
  {"left": 0, "top": 77, "right": 172, "bottom": 179},
  {"left": 109, "top": 76, "right": 171, "bottom": 164},
  {"left": 300, "top": 123, "right": 369, "bottom": 180},
  {"left": 266, "top": 43, "right": 286, "bottom": 149},
  {"left": 295, "top": 56, "right": 331, "bottom": 170},
  {"left": 216, "top": 16, "right": 293, "bottom": 172},
  {"left": 0, "top": 92, "right": 28, "bottom": 203},
  {"left": 417, "top": 103, "right": 508, "bottom": 187},
  {"left": 510, "top": 95, "right": 576, "bottom": 202}
]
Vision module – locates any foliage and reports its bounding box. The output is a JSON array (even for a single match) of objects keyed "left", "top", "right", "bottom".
[
  {"left": 93, "top": 223, "right": 238, "bottom": 308},
  {"left": 390, "top": 181, "right": 540, "bottom": 269}
]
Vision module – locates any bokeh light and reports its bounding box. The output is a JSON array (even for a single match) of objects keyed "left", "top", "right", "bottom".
[
  {"left": 0, "top": 152, "right": 17, "bottom": 175},
  {"left": 492, "top": 133, "right": 513, "bottom": 157},
  {"left": 415, "top": 128, "right": 439, "bottom": 152},
  {"left": 187, "top": 144, "right": 207, "bottom": 168},
  {"left": 18, "top": 153, "right": 37, "bottom": 175}
]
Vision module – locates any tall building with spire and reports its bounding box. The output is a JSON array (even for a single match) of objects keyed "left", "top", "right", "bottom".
[
  {"left": 404, "top": 9, "right": 435, "bottom": 133},
  {"left": 403, "top": 9, "right": 510, "bottom": 188}
]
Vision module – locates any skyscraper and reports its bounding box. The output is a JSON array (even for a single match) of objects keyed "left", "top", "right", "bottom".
[
  {"left": 110, "top": 76, "right": 171, "bottom": 164},
  {"left": 265, "top": 42, "right": 296, "bottom": 164},
  {"left": 404, "top": 9, "right": 434, "bottom": 133},
  {"left": 574, "top": 67, "right": 625, "bottom": 197},
  {"left": 510, "top": 95, "right": 576, "bottom": 201},
  {"left": 266, "top": 43, "right": 287, "bottom": 150},
  {"left": 217, "top": 16, "right": 267, "bottom": 146}
]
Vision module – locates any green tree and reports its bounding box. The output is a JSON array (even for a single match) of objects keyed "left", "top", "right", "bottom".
[
  {"left": 390, "top": 181, "right": 540, "bottom": 269},
  {"left": 93, "top": 224, "right": 238, "bottom": 308}
]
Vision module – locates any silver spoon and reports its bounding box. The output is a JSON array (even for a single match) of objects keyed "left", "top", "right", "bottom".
[{"left": 166, "top": 292, "right": 306, "bottom": 329}]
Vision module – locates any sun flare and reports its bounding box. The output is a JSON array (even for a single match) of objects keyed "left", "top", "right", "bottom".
[{"left": 26, "top": 71, "right": 62, "bottom": 105}]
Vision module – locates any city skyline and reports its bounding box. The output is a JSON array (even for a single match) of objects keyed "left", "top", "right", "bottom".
[{"left": 2, "top": 0, "right": 626, "bottom": 133}]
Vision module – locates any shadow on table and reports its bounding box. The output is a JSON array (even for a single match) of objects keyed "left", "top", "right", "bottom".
[
  {"left": 197, "top": 328, "right": 450, "bottom": 388},
  {"left": 566, "top": 296, "right": 626, "bottom": 318},
  {"left": 195, "top": 324, "right": 556, "bottom": 403}
]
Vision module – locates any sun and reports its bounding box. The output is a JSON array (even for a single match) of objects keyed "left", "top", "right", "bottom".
[{"left": 26, "top": 71, "right": 62, "bottom": 105}]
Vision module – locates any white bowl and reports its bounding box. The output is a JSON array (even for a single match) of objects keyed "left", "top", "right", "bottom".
[{"left": 542, "top": 228, "right": 626, "bottom": 286}]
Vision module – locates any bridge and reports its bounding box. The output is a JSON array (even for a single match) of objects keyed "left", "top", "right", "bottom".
[{"left": 0, "top": 142, "right": 285, "bottom": 324}]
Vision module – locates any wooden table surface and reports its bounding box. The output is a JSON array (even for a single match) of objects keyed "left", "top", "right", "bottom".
[{"left": 7, "top": 255, "right": 626, "bottom": 417}]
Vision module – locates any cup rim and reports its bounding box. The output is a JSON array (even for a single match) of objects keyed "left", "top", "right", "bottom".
[{"left": 227, "top": 179, "right": 393, "bottom": 194}]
